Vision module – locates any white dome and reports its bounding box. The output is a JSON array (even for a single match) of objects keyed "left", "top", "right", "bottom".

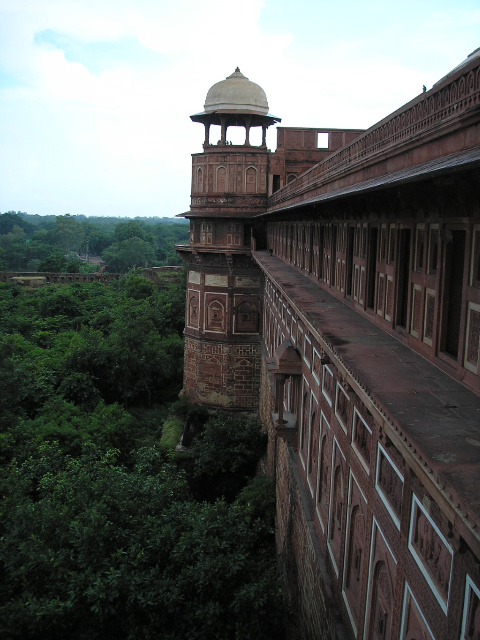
[{"left": 204, "top": 68, "right": 269, "bottom": 115}]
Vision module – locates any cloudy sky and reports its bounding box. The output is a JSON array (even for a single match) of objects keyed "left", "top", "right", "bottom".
[{"left": 0, "top": 0, "right": 479, "bottom": 218}]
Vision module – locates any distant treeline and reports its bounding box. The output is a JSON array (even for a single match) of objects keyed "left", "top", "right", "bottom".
[{"left": 0, "top": 211, "right": 189, "bottom": 273}]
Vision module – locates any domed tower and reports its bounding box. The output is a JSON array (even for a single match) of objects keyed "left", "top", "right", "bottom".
[{"left": 176, "top": 69, "right": 280, "bottom": 410}]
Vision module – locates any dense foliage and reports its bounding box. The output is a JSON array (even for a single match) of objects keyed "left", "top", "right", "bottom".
[
  {"left": 0, "top": 275, "right": 185, "bottom": 425},
  {"left": 192, "top": 412, "right": 268, "bottom": 501},
  {"left": 0, "top": 211, "right": 189, "bottom": 273},
  {"left": 0, "top": 277, "right": 286, "bottom": 639},
  {"left": 1, "top": 443, "right": 283, "bottom": 640}
]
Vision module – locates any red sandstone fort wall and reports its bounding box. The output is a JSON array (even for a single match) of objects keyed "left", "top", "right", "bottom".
[
  {"left": 184, "top": 336, "right": 261, "bottom": 409},
  {"left": 258, "top": 260, "right": 480, "bottom": 640}
]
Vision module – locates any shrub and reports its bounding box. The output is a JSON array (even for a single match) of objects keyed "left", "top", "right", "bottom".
[
  {"left": 235, "top": 475, "right": 276, "bottom": 528},
  {"left": 159, "top": 417, "right": 184, "bottom": 450},
  {"left": 193, "top": 412, "right": 266, "bottom": 479}
]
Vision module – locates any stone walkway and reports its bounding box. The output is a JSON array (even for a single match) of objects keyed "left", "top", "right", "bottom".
[{"left": 254, "top": 251, "right": 480, "bottom": 521}]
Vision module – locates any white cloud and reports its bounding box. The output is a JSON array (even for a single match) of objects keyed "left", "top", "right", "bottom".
[{"left": 0, "top": 0, "right": 479, "bottom": 216}]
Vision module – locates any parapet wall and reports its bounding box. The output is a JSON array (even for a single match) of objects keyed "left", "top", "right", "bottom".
[
  {"left": 0, "top": 272, "right": 120, "bottom": 285},
  {"left": 0, "top": 267, "right": 183, "bottom": 287},
  {"left": 268, "top": 50, "right": 480, "bottom": 210}
]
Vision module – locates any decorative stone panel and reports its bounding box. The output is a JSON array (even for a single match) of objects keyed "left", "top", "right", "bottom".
[
  {"left": 327, "top": 437, "right": 347, "bottom": 577},
  {"left": 408, "top": 494, "right": 453, "bottom": 613},
  {"left": 187, "top": 289, "right": 200, "bottom": 329},
  {"left": 204, "top": 293, "right": 227, "bottom": 333},
  {"left": 400, "top": 584, "right": 435, "bottom": 640},
  {"left": 423, "top": 288, "right": 435, "bottom": 346},
  {"left": 375, "top": 443, "right": 403, "bottom": 529},
  {"left": 342, "top": 473, "right": 368, "bottom": 636},
  {"left": 461, "top": 575, "right": 480, "bottom": 640},
  {"left": 315, "top": 412, "right": 331, "bottom": 532},
  {"left": 322, "top": 364, "right": 334, "bottom": 407},
  {"left": 364, "top": 520, "right": 397, "bottom": 640},
  {"left": 183, "top": 336, "right": 261, "bottom": 409},
  {"left": 335, "top": 381, "right": 350, "bottom": 434},
  {"left": 233, "top": 294, "right": 260, "bottom": 334},
  {"left": 465, "top": 302, "right": 480, "bottom": 374},
  {"left": 410, "top": 284, "right": 422, "bottom": 339}
]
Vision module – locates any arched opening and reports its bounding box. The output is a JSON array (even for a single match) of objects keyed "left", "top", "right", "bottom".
[
  {"left": 207, "top": 300, "right": 225, "bottom": 331},
  {"left": 246, "top": 166, "right": 257, "bottom": 194},
  {"left": 196, "top": 168, "right": 203, "bottom": 193},
  {"left": 216, "top": 166, "right": 227, "bottom": 193}
]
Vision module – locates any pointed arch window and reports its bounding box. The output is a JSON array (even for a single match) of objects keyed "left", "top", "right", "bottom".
[
  {"left": 246, "top": 166, "right": 257, "bottom": 194},
  {"left": 216, "top": 166, "right": 226, "bottom": 193}
]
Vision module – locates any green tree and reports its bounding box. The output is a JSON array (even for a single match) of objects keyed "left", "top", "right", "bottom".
[
  {"left": 0, "top": 225, "right": 27, "bottom": 270},
  {"left": 0, "top": 443, "right": 284, "bottom": 640},
  {"left": 192, "top": 413, "right": 267, "bottom": 501},
  {"left": 26, "top": 230, "right": 53, "bottom": 264},
  {"left": 0, "top": 333, "right": 56, "bottom": 423},
  {"left": 53, "top": 214, "right": 84, "bottom": 252},
  {"left": 102, "top": 238, "right": 156, "bottom": 272},
  {"left": 121, "top": 275, "right": 157, "bottom": 300},
  {"left": 0, "top": 212, "right": 35, "bottom": 236},
  {"left": 114, "top": 220, "right": 152, "bottom": 243},
  {"left": 37, "top": 251, "right": 68, "bottom": 272},
  {"left": 107, "top": 300, "right": 184, "bottom": 407},
  {"left": 80, "top": 222, "right": 113, "bottom": 256},
  {"left": 15, "top": 398, "right": 136, "bottom": 457}
]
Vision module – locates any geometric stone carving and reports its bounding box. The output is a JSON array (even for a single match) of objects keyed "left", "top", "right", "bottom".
[
  {"left": 328, "top": 438, "right": 346, "bottom": 577},
  {"left": 377, "top": 272, "right": 385, "bottom": 316},
  {"left": 385, "top": 275, "right": 394, "bottom": 322},
  {"left": 400, "top": 584, "right": 434, "bottom": 640},
  {"left": 364, "top": 522, "right": 397, "bottom": 640},
  {"left": 204, "top": 293, "right": 227, "bottom": 333},
  {"left": 464, "top": 302, "right": 480, "bottom": 374},
  {"left": 352, "top": 408, "right": 372, "bottom": 473},
  {"left": 423, "top": 288, "right": 435, "bottom": 347},
  {"left": 375, "top": 444, "right": 403, "bottom": 528},
  {"left": 461, "top": 575, "right": 480, "bottom": 640},
  {"left": 335, "top": 382, "right": 350, "bottom": 433},
  {"left": 299, "top": 388, "right": 311, "bottom": 467},
  {"left": 322, "top": 364, "right": 334, "bottom": 407},
  {"left": 307, "top": 397, "right": 319, "bottom": 498},
  {"left": 343, "top": 474, "right": 367, "bottom": 635},
  {"left": 410, "top": 284, "right": 422, "bottom": 339},
  {"left": 188, "top": 289, "right": 200, "bottom": 329},
  {"left": 316, "top": 412, "right": 331, "bottom": 532},
  {"left": 234, "top": 295, "right": 259, "bottom": 334},
  {"left": 408, "top": 494, "right": 453, "bottom": 612},
  {"left": 312, "top": 347, "right": 322, "bottom": 383}
]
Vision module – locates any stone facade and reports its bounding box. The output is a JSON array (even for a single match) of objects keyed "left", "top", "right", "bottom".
[
  {"left": 183, "top": 336, "right": 261, "bottom": 408},
  {"left": 177, "top": 51, "right": 480, "bottom": 639}
]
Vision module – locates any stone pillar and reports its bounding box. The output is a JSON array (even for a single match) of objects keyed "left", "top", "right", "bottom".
[
  {"left": 244, "top": 118, "right": 251, "bottom": 146},
  {"left": 220, "top": 117, "right": 227, "bottom": 144},
  {"left": 275, "top": 374, "right": 287, "bottom": 426}
]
